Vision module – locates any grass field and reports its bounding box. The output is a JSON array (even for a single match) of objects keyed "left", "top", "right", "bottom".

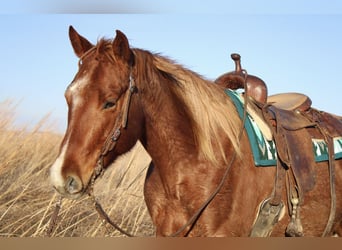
[{"left": 0, "top": 100, "right": 154, "bottom": 237}]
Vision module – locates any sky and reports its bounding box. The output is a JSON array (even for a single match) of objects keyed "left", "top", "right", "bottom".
[{"left": 1, "top": 1, "right": 342, "bottom": 132}]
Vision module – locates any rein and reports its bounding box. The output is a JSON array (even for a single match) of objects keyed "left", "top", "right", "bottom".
[
  {"left": 168, "top": 71, "right": 249, "bottom": 237},
  {"left": 47, "top": 67, "right": 248, "bottom": 237},
  {"left": 87, "top": 69, "right": 248, "bottom": 237}
]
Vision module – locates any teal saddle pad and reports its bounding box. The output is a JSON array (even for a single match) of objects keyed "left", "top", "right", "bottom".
[{"left": 225, "top": 89, "right": 342, "bottom": 166}]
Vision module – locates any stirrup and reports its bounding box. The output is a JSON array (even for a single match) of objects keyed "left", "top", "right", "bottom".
[{"left": 250, "top": 198, "right": 284, "bottom": 237}]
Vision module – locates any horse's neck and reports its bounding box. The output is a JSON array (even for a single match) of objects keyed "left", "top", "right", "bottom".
[{"left": 139, "top": 83, "right": 196, "bottom": 168}]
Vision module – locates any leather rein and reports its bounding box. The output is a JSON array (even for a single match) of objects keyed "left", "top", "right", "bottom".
[
  {"left": 47, "top": 68, "right": 248, "bottom": 237},
  {"left": 83, "top": 68, "right": 248, "bottom": 237}
]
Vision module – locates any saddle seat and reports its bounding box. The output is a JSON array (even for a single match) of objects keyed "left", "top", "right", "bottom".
[{"left": 267, "top": 93, "right": 312, "bottom": 112}]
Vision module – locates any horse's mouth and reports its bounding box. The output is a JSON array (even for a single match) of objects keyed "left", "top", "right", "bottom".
[{"left": 53, "top": 186, "right": 85, "bottom": 200}]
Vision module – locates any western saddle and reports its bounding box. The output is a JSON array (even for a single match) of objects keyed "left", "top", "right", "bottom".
[
  {"left": 215, "top": 53, "right": 313, "bottom": 112},
  {"left": 215, "top": 53, "right": 342, "bottom": 237}
]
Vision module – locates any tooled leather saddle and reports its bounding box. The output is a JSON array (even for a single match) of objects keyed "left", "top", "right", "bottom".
[{"left": 215, "top": 53, "right": 342, "bottom": 236}]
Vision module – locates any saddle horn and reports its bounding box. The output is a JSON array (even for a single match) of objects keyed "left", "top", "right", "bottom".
[
  {"left": 215, "top": 53, "right": 268, "bottom": 104},
  {"left": 231, "top": 53, "right": 242, "bottom": 73}
]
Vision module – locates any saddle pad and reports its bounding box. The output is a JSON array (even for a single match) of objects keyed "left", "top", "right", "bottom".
[{"left": 225, "top": 89, "right": 342, "bottom": 166}]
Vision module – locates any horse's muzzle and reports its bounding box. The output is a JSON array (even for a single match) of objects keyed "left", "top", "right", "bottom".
[{"left": 53, "top": 175, "right": 84, "bottom": 199}]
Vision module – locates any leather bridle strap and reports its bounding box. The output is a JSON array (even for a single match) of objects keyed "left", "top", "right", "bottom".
[
  {"left": 89, "top": 70, "right": 137, "bottom": 184},
  {"left": 85, "top": 69, "right": 139, "bottom": 237},
  {"left": 101, "top": 71, "right": 137, "bottom": 157}
]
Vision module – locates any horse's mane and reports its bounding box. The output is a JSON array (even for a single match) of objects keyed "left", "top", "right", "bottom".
[
  {"left": 93, "top": 39, "right": 242, "bottom": 166},
  {"left": 132, "top": 49, "right": 242, "bottom": 165}
]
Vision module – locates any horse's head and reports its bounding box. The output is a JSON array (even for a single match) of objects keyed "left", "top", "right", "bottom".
[{"left": 50, "top": 26, "right": 144, "bottom": 199}]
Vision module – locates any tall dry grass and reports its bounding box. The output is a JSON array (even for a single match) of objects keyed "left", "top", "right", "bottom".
[{"left": 0, "top": 100, "right": 154, "bottom": 237}]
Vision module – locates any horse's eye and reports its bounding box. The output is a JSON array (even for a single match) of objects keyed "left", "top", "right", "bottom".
[{"left": 103, "top": 101, "right": 116, "bottom": 110}]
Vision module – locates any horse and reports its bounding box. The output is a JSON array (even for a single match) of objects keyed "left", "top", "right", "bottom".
[{"left": 50, "top": 26, "right": 342, "bottom": 236}]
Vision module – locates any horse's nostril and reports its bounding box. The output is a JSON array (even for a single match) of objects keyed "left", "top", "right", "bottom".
[{"left": 65, "top": 176, "right": 83, "bottom": 194}]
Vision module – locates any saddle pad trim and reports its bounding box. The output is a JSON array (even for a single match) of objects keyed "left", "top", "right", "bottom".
[
  {"left": 225, "top": 89, "right": 342, "bottom": 166},
  {"left": 313, "top": 137, "right": 342, "bottom": 162}
]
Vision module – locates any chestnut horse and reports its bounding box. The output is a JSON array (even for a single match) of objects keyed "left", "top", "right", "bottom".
[{"left": 50, "top": 26, "right": 342, "bottom": 236}]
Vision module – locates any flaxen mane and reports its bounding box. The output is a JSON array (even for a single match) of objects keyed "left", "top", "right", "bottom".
[{"left": 132, "top": 48, "right": 242, "bottom": 166}]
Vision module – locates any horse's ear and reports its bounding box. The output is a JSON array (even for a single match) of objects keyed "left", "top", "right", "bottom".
[
  {"left": 112, "top": 30, "right": 134, "bottom": 65},
  {"left": 69, "top": 26, "right": 93, "bottom": 58}
]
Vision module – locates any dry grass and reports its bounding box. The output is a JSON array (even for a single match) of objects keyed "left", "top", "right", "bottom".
[{"left": 0, "top": 100, "right": 154, "bottom": 237}]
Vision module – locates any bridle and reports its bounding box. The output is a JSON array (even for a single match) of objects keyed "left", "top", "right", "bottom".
[
  {"left": 48, "top": 65, "right": 248, "bottom": 237},
  {"left": 47, "top": 67, "right": 138, "bottom": 237},
  {"left": 84, "top": 68, "right": 138, "bottom": 237},
  {"left": 84, "top": 67, "right": 248, "bottom": 237},
  {"left": 88, "top": 68, "right": 137, "bottom": 190}
]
